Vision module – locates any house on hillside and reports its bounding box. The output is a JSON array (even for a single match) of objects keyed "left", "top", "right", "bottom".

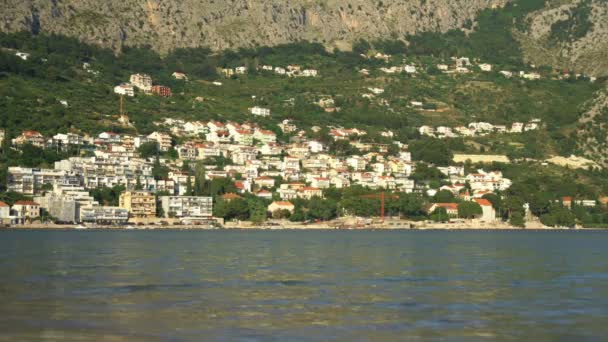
[
  {"left": 268, "top": 201, "right": 295, "bottom": 214},
  {"left": 425, "top": 203, "right": 459, "bottom": 217},
  {"left": 114, "top": 83, "right": 135, "bottom": 97},
  {"left": 172, "top": 72, "right": 188, "bottom": 80},
  {"left": 152, "top": 85, "right": 172, "bottom": 97},
  {"left": 130, "top": 73, "right": 153, "bottom": 92},
  {"left": 249, "top": 107, "right": 271, "bottom": 117}
]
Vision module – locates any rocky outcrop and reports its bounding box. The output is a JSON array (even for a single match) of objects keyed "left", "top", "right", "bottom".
[
  {"left": 517, "top": 0, "right": 608, "bottom": 77},
  {"left": 577, "top": 86, "right": 608, "bottom": 167},
  {"left": 0, "top": 0, "right": 507, "bottom": 53}
]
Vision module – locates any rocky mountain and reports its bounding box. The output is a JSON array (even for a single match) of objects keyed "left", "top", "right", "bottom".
[
  {"left": 517, "top": 0, "right": 608, "bottom": 77},
  {"left": 2, "top": 0, "right": 607, "bottom": 76},
  {"left": 577, "top": 86, "right": 608, "bottom": 167},
  {"left": 0, "top": 0, "right": 508, "bottom": 53}
]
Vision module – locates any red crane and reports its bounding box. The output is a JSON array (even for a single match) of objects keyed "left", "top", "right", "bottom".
[{"left": 359, "top": 192, "right": 399, "bottom": 223}]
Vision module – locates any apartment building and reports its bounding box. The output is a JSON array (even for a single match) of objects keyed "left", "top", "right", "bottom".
[
  {"left": 160, "top": 196, "right": 213, "bottom": 219},
  {"left": 119, "top": 191, "right": 156, "bottom": 218}
]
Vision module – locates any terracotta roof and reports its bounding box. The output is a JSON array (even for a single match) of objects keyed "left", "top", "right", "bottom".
[
  {"left": 0, "top": 201, "right": 9, "bottom": 207},
  {"left": 436, "top": 203, "right": 459, "bottom": 211},
  {"left": 22, "top": 130, "right": 42, "bottom": 136},
  {"left": 14, "top": 200, "right": 39, "bottom": 206},
  {"left": 272, "top": 201, "right": 294, "bottom": 207},
  {"left": 222, "top": 193, "right": 242, "bottom": 200},
  {"left": 475, "top": 199, "right": 493, "bottom": 207}
]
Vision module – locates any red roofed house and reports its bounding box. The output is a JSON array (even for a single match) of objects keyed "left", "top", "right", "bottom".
[
  {"left": 268, "top": 201, "right": 295, "bottom": 214},
  {"left": 253, "top": 129, "right": 277, "bottom": 144},
  {"left": 234, "top": 180, "right": 252, "bottom": 194},
  {"left": 425, "top": 203, "right": 459, "bottom": 217},
  {"left": 255, "top": 189, "right": 273, "bottom": 200},
  {"left": 12, "top": 200, "right": 40, "bottom": 221},
  {"left": 13, "top": 130, "right": 45, "bottom": 148},
  {"left": 474, "top": 198, "right": 496, "bottom": 222},
  {"left": 562, "top": 197, "right": 573, "bottom": 209}
]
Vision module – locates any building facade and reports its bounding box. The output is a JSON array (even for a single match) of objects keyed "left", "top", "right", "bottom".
[
  {"left": 160, "top": 196, "right": 213, "bottom": 219},
  {"left": 119, "top": 191, "right": 156, "bottom": 218}
]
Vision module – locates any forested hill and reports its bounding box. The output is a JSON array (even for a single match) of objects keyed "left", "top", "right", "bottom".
[{"left": 0, "top": 0, "right": 606, "bottom": 76}]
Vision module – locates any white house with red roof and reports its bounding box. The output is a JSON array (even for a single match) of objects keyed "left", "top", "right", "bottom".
[
  {"left": 255, "top": 189, "right": 273, "bottom": 200},
  {"left": 13, "top": 131, "right": 46, "bottom": 148},
  {"left": 268, "top": 201, "right": 295, "bottom": 214},
  {"left": 253, "top": 129, "right": 277, "bottom": 144},
  {"left": 474, "top": 198, "right": 496, "bottom": 221},
  {"left": 12, "top": 200, "right": 40, "bottom": 221}
]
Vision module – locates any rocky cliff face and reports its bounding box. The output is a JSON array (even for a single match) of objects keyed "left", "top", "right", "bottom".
[
  {"left": 517, "top": 0, "right": 608, "bottom": 77},
  {"left": 1, "top": 0, "right": 606, "bottom": 76},
  {"left": 0, "top": 0, "right": 507, "bottom": 53}
]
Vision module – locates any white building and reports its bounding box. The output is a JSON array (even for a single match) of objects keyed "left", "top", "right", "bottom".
[
  {"left": 147, "top": 132, "right": 172, "bottom": 152},
  {"left": 114, "top": 83, "right": 135, "bottom": 97},
  {"left": 15, "top": 52, "right": 30, "bottom": 60},
  {"left": 160, "top": 196, "right": 213, "bottom": 219},
  {"left": 368, "top": 87, "right": 384, "bottom": 95},
  {"left": 80, "top": 206, "right": 129, "bottom": 224},
  {"left": 302, "top": 69, "right": 318, "bottom": 77},
  {"left": 129, "top": 73, "right": 153, "bottom": 92},
  {"left": 249, "top": 106, "right": 271, "bottom": 117},
  {"left": 479, "top": 63, "right": 492, "bottom": 72},
  {"left": 404, "top": 65, "right": 417, "bottom": 74}
]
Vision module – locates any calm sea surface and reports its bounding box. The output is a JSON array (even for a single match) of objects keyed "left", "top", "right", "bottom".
[{"left": 1, "top": 230, "right": 608, "bottom": 341}]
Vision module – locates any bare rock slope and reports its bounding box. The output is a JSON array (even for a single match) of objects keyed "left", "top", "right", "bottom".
[{"left": 0, "top": 0, "right": 507, "bottom": 53}]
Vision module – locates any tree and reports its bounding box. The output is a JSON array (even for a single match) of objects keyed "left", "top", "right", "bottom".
[
  {"left": 152, "top": 155, "right": 169, "bottom": 180},
  {"left": 248, "top": 199, "right": 267, "bottom": 223},
  {"left": 540, "top": 205, "right": 576, "bottom": 228},
  {"left": 215, "top": 198, "right": 249, "bottom": 221},
  {"left": 135, "top": 176, "right": 143, "bottom": 190},
  {"left": 186, "top": 175, "right": 193, "bottom": 196},
  {"left": 458, "top": 202, "right": 483, "bottom": 219},
  {"left": 307, "top": 197, "right": 338, "bottom": 221},
  {"left": 434, "top": 190, "right": 455, "bottom": 203},
  {"left": 482, "top": 193, "right": 502, "bottom": 212},
  {"left": 272, "top": 209, "right": 292, "bottom": 219},
  {"left": 352, "top": 39, "right": 371, "bottom": 55},
  {"left": 430, "top": 207, "right": 449, "bottom": 222},
  {"left": 409, "top": 139, "right": 453, "bottom": 166},
  {"left": 289, "top": 208, "right": 306, "bottom": 222},
  {"left": 137, "top": 141, "right": 159, "bottom": 159},
  {"left": 193, "top": 162, "right": 208, "bottom": 196},
  {"left": 510, "top": 212, "right": 525, "bottom": 227},
  {"left": 395, "top": 194, "right": 426, "bottom": 218},
  {"left": 411, "top": 163, "right": 445, "bottom": 183}
]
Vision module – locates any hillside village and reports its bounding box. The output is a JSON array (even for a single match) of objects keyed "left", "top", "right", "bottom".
[
  {"left": 0, "top": 64, "right": 604, "bottom": 228},
  {"left": 1, "top": 32, "right": 608, "bottom": 229}
]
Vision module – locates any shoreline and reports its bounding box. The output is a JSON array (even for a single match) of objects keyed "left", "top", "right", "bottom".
[{"left": 1, "top": 224, "right": 601, "bottom": 231}]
